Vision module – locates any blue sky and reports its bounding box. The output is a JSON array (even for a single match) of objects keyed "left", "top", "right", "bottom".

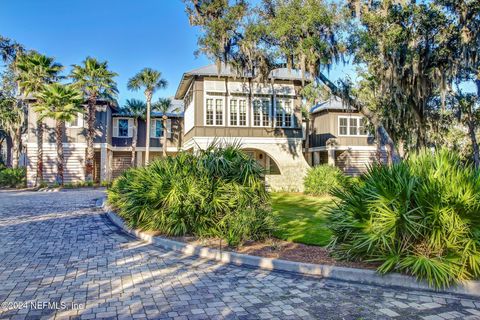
[
  {"left": 0, "top": 0, "right": 211, "bottom": 104},
  {"left": 0, "top": 0, "right": 354, "bottom": 106}
]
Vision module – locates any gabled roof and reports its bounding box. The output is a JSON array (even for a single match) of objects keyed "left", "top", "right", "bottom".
[
  {"left": 175, "top": 63, "right": 311, "bottom": 99},
  {"left": 310, "top": 96, "right": 358, "bottom": 114}
]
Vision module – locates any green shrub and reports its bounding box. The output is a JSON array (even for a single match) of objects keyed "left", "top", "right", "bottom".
[
  {"left": 304, "top": 164, "right": 351, "bottom": 196},
  {"left": 0, "top": 167, "right": 26, "bottom": 188},
  {"left": 108, "top": 143, "right": 273, "bottom": 246},
  {"left": 328, "top": 149, "right": 480, "bottom": 288}
]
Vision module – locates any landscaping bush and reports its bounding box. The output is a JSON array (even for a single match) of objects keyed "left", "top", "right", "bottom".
[
  {"left": 304, "top": 164, "right": 351, "bottom": 196},
  {"left": 328, "top": 149, "right": 480, "bottom": 288},
  {"left": 0, "top": 167, "right": 26, "bottom": 188},
  {"left": 108, "top": 143, "right": 273, "bottom": 247}
]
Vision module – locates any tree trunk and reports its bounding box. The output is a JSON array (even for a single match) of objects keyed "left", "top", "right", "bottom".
[
  {"left": 468, "top": 120, "right": 479, "bottom": 169},
  {"left": 11, "top": 126, "right": 21, "bottom": 168},
  {"left": 85, "top": 95, "right": 96, "bottom": 182},
  {"left": 5, "top": 135, "right": 12, "bottom": 167},
  {"left": 145, "top": 91, "right": 152, "bottom": 164},
  {"left": 55, "top": 120, "right": 64, "bottom": 185},
  {"left": 35, "top": 119, "right": 43, "bottom": 186},
  {"left": 162, "top": 116, "right": 168, "bottom": 158},
  {"left": 316, "top": 72, "right": 401, "bottom": 163},
  {"left": 304, "top": 115, "right": 311, "bottom": 165},
  {"left": 131, "top": 118, "right": 137, "bottom": 167}
]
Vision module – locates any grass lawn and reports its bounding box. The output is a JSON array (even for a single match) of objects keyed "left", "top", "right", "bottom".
[{"left": 271, "top": 192, "right": 334, "bottom": 247}]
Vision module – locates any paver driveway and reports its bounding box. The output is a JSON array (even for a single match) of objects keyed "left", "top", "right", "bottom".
[{"left": 0, "top": 189, "right": 479, "bottom": 320}]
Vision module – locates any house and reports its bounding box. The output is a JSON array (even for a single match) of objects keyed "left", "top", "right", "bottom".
[
  {"left": 174, "top": 64, "right": 310, "bottom": 191},
  {"left": 24, "top": 64, "right": 382, "bottom": 190},
  {"left": 305, "top": 96, "right": 385, "bottom": 175},
  {"left": 25, "top": 99, "right": 183, "bottom": 186}
]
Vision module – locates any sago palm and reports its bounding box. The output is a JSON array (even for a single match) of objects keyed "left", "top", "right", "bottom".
[
  {"left": 127, "top": 68, "right": 168, "bottom": 164},
  {"left": 152, "top": 97, "right": 180, "bottom": 157},
  {"left": 16, "top": 51, "right": 63, "bottom": 186},
  {"left": 121, "top": 99, "right": 146, "bottom": 167},
  {"left": 34, "top": 83, "right": 83, "bottom": 185},
  {"left": 70, "top": 57, "right": 118, "bottom": 182}
]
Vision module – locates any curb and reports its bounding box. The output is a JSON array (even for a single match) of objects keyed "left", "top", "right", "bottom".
[{"left": 98, "top": 198, "right": 480, "bottom": 297}]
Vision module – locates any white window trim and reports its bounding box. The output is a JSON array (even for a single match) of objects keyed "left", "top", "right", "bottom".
[
  {"left": 274, "top": 98, "right": 295, "bottom": 128},
  {"left": 338, "top": 116, "right": 369, "bottom": 137},
  {"left": 66, "top": 112, "right": 84, "bottom": 128},
  {"left": 228, "top": 96, "right": 249, "bottom": 127},
  {"left": 252, "top": 97, "right": 271, "bottom": 127},
  {"left": 113, "top": 117, "right": 133, "bottom": 138},
  {"left": 204, "top": 95, "right": 226, "bottom": 126}
]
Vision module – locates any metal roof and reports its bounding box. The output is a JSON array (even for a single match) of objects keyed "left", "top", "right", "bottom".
[
  {"left": 310, "top": 96, "right": 358, "bottom": 114},
  {"left": 114, "top": 98, "right": 184, "bottom": 118}
]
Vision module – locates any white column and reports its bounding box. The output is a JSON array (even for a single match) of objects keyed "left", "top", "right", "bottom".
[
  {"left": 100, "top": 145, "right": 107, "bottom": 182},
  {"left": 107, "top": 149, "right": 113, "bottom": 181},
  {"left": 136, "top": 151, "right": 143, "bottom": 167},
  {"left": 327, "top": 147, "right": 335, "bottom": 166}
]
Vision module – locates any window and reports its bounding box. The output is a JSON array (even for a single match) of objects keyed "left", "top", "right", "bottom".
[
  {"left": 275, "top": 99, "right": 294, "bottom": 128},
  {"left": 229, "top": 100, "right": 238, "bottom": 126},
  {"left": 339, "top": 117, "right": 348, "bottom": 135},
  {"left": 118, "top": 119, "right": 129, "bottom": 137},
  {"left": 206, "top": 97, "right": 224, "bottom": 125},
  {"left": 338, "top": 116, "right": 368, "bottom": 136},
  {"left": 206, "top": 99, "right": 214, "bottom": 125},
  {"left": 113, "top": 118, "right": 133, "bottom": 138},
  {"left": 253, "top": 99, "right": 270, "bottom": 127},
  {"left": 151, "top": 119, "right": 163, "bottom": 138},
  {"left": 284, "top": 101, "right": 292, "bottom": 127},
  {"left": 216, "top": 99, "right": 223, "bottom": 125},
  {"left": 66, "top": 113, "right": 83, "bottom": 128},
  {"left": 239, "top": 100, "right": 247, "bottom": 126}
]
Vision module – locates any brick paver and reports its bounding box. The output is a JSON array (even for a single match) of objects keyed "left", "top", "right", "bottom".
[{"left": 0, "top": 189, "right": 479, "bottom": 319}]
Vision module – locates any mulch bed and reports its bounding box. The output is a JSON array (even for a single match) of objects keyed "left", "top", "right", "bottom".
[{"left": 159, "top": 235, "right": 378, "bottom": 270}]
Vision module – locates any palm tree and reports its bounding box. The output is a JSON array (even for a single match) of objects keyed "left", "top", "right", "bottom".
[
  {"left": 121, "top": 99, "right": 146, "bottom": 167},
  {"left": 16, "top": 51, "right": 63, "bottom": 186},
  {"left": 70, "top": 57, "right": 118, "bottom": 182},
  {"left": 153, "top": 98, "right": 179, "bottom": 158},
  {"left": 34, "top": 83, "right": 83, "bottom": 185},
  {"left": 127, "top": 68, "right": 168, "bottom": 164},
  {"left": 0, "top": 96, "right": 24, "bottom": 168}
]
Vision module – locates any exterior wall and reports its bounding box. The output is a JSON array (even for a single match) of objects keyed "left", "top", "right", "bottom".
[
  {"left": 185, "top": 136, "right": 309, "bottom": 192},
  {"left": 335, "top": 149, "right": 385, "bottom": 176},
  {"left": 111, "top": 117, "right": 183, "bottom": 149},
  {"left": 183, "top": 77, "right": 303, "bottom": 142},
  {"left": 309, "top": 110, "right": 375, "bottom": 148},
  {"left": 26, "top": 143, "right": 86, "bottom": 186}
]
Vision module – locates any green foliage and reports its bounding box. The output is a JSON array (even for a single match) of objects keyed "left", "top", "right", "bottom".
[
  {"left": 304, "top": 165, "right": 351, "bottom": 196},
  {"left": 107, "top": 143, "right": 273, "bottom": 247},
  {"left": 62, "top": 181, "right": 95, "bottom": 189},
  {"left": 328, "top": 149, "right": 480, "bottom": 288},
  {"left": 0, "top": 167, "right": 26, "bottom": 188}
]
